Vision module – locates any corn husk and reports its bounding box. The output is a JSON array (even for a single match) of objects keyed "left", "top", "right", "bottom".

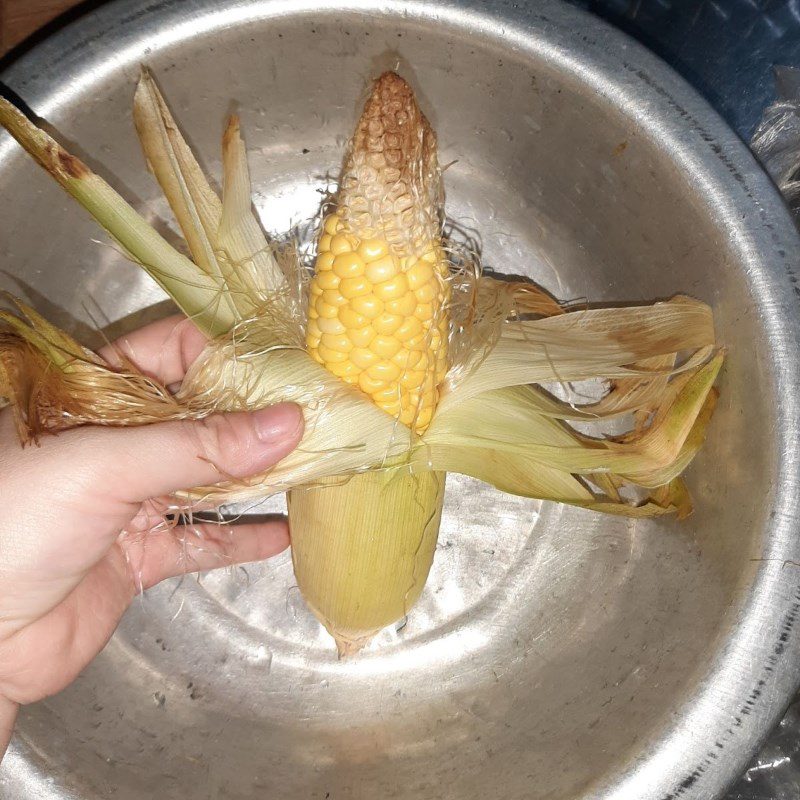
[
  {"left": 0, "top": 96, "right": 237, "bottom": 337},
  {"left": 288, "top": 470, "right": 445, "bottom": 656},
  {"left": 132, "top": 71, "right": 291, "bottom": 311}
]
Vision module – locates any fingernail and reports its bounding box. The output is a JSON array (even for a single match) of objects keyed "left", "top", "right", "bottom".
[{"left": 252, "top": 403, "right": 303, "bottom": 443}]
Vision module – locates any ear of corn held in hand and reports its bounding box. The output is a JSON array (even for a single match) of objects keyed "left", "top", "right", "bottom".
[
  {"left": 291, "top": 75, "right": 450, "bottom": 653},
  {"left": 0, "top": 71, "right": 723, "bottom": 654}
]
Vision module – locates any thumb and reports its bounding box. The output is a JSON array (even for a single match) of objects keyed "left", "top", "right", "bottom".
[
  {"left": 0, "top": 402, "right": 304, "bottom": 625},
  {"left": 88, "top": 402, "right": 305, "bottom": 504}
]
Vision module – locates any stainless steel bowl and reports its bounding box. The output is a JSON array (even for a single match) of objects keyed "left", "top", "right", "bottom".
[{"left": 2, "top": 1, "right": 800, "bottom": 798}]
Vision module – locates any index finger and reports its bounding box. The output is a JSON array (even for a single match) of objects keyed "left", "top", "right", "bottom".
[{"left": 98, "top": 314, "right": 208, "bottom": 385}]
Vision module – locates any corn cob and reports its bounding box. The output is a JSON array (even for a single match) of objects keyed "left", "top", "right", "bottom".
[
  {"left": 289, "top": 73, "right": 450, "bottom": 654},
  {"left": 306, "top": 73, "right": 450, "bottom": 432}
]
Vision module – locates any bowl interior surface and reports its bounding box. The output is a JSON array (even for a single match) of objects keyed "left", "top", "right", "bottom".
[{"left": 0, "top": 2, "right": 790, "bottom": 799}]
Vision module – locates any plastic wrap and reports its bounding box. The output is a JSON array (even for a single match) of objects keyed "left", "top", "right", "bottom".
[
  {"left": 751, "top": 66, "right": 800, "bottom": 224},
  {"left": 728, "top": 697, "right": 800, "bottom": 799}
]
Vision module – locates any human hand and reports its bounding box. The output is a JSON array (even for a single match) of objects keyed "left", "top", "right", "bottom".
[{"left": 0, "top": 315, "right": 304, "bottom": 756}]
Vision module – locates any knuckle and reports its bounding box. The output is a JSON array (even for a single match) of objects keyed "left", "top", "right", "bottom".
[{"left": 185, "top": 415, "right": 249, "bottom": 474}]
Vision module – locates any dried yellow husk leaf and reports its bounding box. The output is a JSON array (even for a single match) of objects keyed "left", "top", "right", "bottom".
[
  {"left": 288, "top": 469, "right": 445, "bottom": 657},
  {"left": 442, "top": 296, "right": 715, "bottom": 406},
  {"left": 429, "top": 356, "right": 722, "bottom": 480},
  {"left": 0, "top": 95, "right": 237, "bottom": 336},
  {"left": 134, "top": 72, "right": 291, "bottom": 311}
]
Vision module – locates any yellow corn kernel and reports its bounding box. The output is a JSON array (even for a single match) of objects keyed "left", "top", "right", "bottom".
[
  {"left": 322, "top": 289, "right": 349, "bottom": 308},
  {"left": 317, "top": 344, "right": 349, "bottom": 364},
  {"left": 307, "top": 318, "right": 322, "bottom": 339},
  {"left": 367, "top": 361, "right": 401, "bottom": 383},
  {"left": 315, "top": 300, "right": 339, "bottom": 319},
  {"left": 324, "top": 215, "right": 341, "bottom": 235},
  {"left": 415, "top": 351, "right": 430, "bottom": 372},
  {"left": 318, "top": 317, "right": 346, "bottom": 335},
  {"left": 318, "top": 234, "right": 332, "bottom": 252},
  {"left": 414, "top": 302, "right": 434, "bottom": 321},
  {"left": 340, "top": 276, "right": 371, "bottom": 299},
  {"left": 333, "top": 252, "right": 365, "bottom": 279},
  {"left": 373, "top": 386, "right": 401, "bottom": 405},
  {"left": 418, "top": 389, "right": 435, "bottom": 409},
  {"left": 327, "top": 361, "right": 360, "bottom": 380},
  {"left": 373, "top": 273, "right": 409, "bottom": 302},
  {"left": 414, "top": 280, "right": 438, "bottom": 304},
  {"left": 330, "top": 233, "right": 353, "bottom": 255},
  {"left": 393, "top": 347, "right": 422, "bottom": 368},
  {"left": 372, "top": 313, "right": 403, "bottom": 335},
  {"left": 382, "top": 401, "right": 403, "bottom": 417},
  {"left": 400, "top": 369, "right": 425, "bottom": 389},
  {"left": 399, "top": 406, "right": 416, "bottom": 426},
  {"left": 339, "top": 307, "right": 369, "bottom": 329},
  {"left": 320, "top": 333, "right": 353, "bottom": 353},
  {"left": 316, "top": 270, "right": 341, "bottom": 290},
  {"left": 395, "top": 316, "right": 422, "bottom": 341},
  {"left": 317, "top": 251, "right": 336, "bottom": 270},
  {"left": 350, "top": 295, "right": 384, "bottom": 319},
  {"left": 358, "top": 238, "right": 390, "bottom": 261},
  {"left": 370, "top": 335, "right": 402, "bottom": 359},
  {"left": 384, "top": 293, "right": 416, "bottom": 317},
  {"left": 348, "top": 325, "right": 376, "bottom": 348},
  {"left": 365, "top": 255, "right": 397, "bottom": 284},
  {"left": 406, "top": 260, "right": 434, "bottom": 290},
  {"left": 350, "top": 347, "right": 380, "bottom": 369},
  {"left": 415, "top": 406, "right": 434, "bottom": 429},
  {"left": 359, "top": 372, "right": 387, "bottom": 396}
]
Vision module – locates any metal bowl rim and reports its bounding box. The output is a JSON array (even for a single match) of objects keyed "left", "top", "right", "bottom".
[{"left": 2, "top": 2, "right": 800, "bottom": 797}]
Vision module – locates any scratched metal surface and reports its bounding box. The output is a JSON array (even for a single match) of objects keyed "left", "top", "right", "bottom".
[
  {"left": 566, "top": 3, "right": 800, "bottom": 797},
  {"left": 1, "top": 1, "right": 800, "bottom": 799},
  {"left": 732, "top": 72, "right": 800, "bottom": 800}
]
